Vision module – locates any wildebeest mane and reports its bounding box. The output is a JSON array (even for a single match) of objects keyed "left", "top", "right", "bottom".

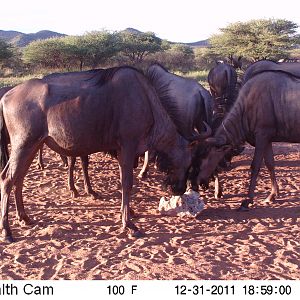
[
  {"left": 44, "top": 66, "right": 144, "bottom": 88},
  {"left": 87, "top": 66, "right": 144, "bottom": 87},
  {"left": 243, "top": 59, "right": 300, "bottom": 83},
  {"left": 146, "top": 65, "right": 186, "bottom": 134},
  {"left": 246, "top": 69, "right": 300, "bottom": 83}
]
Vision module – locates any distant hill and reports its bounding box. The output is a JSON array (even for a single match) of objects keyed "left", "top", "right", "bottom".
[
  {"left": 0, "top": 28, "right": 208, "bottom": 48},
  {"left": 122, "top": 27, "right": 143, "bottom": 35},
  {"left": 186, "top": 40, "right": 209, "bottom": 47},
  {"left": 0, "top": 30, "right": 66, "bottom": 47},
  {"left": 122, "top": 27, "right": 209, "bottom": 47}
]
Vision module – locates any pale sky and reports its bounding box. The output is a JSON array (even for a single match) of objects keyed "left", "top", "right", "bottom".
[{"left": 1, "top": 0, "right": 299, "bottom": 43}]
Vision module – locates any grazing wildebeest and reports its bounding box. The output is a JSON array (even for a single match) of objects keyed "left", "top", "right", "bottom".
[
  {"left": 243, "top": 59, "right": 300, "bottom": 83},
  {"left": 137, "top": 63, "right": 213, "bottom": 184},
  {"left": 198, "top": 69, "right": 300, "bottom": 210},
  {"left": 0, "top": 66, "right": 207, "bottom": 242}
]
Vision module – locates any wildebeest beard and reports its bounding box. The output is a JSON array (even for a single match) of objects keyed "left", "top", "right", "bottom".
[
  {"left": 154, "top": 151, "right": 189, "bottom": 195},
  {"left": 187, "top": 142, "right": 231, "bottom": 191}
]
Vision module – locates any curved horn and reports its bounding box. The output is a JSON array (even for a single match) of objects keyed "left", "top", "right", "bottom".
[
  {"left": 205, "top": 135, "right": 227, "bottom": 147},
  {"left": 205, "top": 137, "right": 218, "bottom": 145},
  {"left": 187, "top": 121, "right": 212, "bottom": 142},
  {"left": 197, "top": 121, "right": 212, "bottom": 140}
]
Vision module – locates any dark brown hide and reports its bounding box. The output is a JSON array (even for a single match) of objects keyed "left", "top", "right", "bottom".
[
  {"left": 0, "top": 67, "right": 194, "bottom": 242},
  {"left": 243, "top": 60, "right": 300, "bottom": 83},
  {"left": 198, "top": 70, "right": 300, "bottom": 209}
]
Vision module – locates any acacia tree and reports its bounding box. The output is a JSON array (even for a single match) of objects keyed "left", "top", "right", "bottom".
[
  {"left": 81, "top": 31, "right": 121, "bottom": 68},
  {"left": 208, "top": 19, "right": 300, "bottom": 61},
  {"left": 0, "top": 39, "right": 13, "bottom": 65},
  {"left": 119, "top": 31, "right": 162, "bottom": 63},
  {"left": 23, "top": 38, "right": 71, "bottom": 69},
  {"left": 23, "top": 31, "right": 121, "bottom": 70},
  {"left": 164, "top": 44, "right": 195, "bottom": 71}
]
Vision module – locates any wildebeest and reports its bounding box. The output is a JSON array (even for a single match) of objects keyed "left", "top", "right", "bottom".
[
  {"left": 205, "top": 61, "right": 242, "bottom": 198},
  {"left": 0, "top": 66, "right": 207, "bottom": 242},
  {"left": 243, "top": 59, "right": 300, "bottom": 82},
  {"left": 38, "top": 144, "right": 97, "bottom": 198},
  {"left": 1, "top": 83, "right": 97, "bottom": 199},
  {"left": 0, "top": 86, "right": 13, "bottom": 168},
  {"left": 208, "top": 61, "right": 238, "bottom": 115},
  {"left": 41, "top": 70, "right": 106, "bottom": 198},
  {"left": 198, "top": 69, "right": 300, "bottom": 210},
  {"left": 137, "top": 63, "right": 212, "bottom": 183}
]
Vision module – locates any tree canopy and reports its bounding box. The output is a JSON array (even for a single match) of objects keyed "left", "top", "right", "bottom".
[
  {"left": 23, "top": 31, "right": 121, "bottom": 70},
  {"left": 208, "top": 19, "right": 300, "bottom": 61},
  {"left": 118, "top": 31, "right": 162, "bottom": 63},
  {"left": 0, "top": 39, "right": 13, "bottom": 64}
]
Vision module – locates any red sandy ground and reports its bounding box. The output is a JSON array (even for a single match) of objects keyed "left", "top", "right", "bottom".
[{"left": 0, "top": 143, "right": 299, "bottom": 279}]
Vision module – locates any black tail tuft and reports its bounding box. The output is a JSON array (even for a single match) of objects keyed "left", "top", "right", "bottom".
[{"left": 0, "top": 102, "right": 9, "bottom": 171}]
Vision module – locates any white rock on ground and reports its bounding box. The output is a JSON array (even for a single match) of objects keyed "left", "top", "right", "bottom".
[{"left": 158, "top": 189, "right": 205, "bottom": 217}]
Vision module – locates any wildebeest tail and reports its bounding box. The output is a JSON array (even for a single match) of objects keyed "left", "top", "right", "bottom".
[{"left": 0, "top": 101, "right": 9, "bottom": 171}]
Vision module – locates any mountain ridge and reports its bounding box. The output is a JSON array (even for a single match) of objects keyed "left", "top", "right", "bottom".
[
  {"left": 0, "top": 30, "right": 66, "bottom": 47},
  {"left": 0, "top": 28, "right": 208, "bottom": 47}
]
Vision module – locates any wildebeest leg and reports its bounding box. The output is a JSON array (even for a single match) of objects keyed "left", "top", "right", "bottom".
[
  {"left": 137, "top": 151, "right": 149, "bottom": 179},
  {"left": 239, "top": 139, "right": 266, "bottom": 210},
  {"left": 1, "top": 145, "right": 39, "bottom": 242},
  {"left": 80, "top": 156, "right": 99, "bottom": 199},
  {"left": 60, "top": 155, "right": 68, "bottom": 167},
  {"left": 214, "top": 173, "right": 223, "bottom": 199},
  {"left": 118, "top": 145, "right": 142, "bottom": 237},
  {"left": 14, "top": 176, "right": 33, "bottom": 226},
  {"left": 67, "top": 157, "right": 79, "bottom": 198},
  {"left": 37, "top": 144, "right": 45, "bottom": 170},
  {"left": 264, "top": 143, "right": 279, "bottom": 202}
]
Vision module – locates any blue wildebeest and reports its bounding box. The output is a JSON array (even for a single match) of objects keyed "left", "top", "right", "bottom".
[
  {"left": 41, "top": 70, "right": 107, "bottom": 198},
  {"left": 243, "top": 59, "right": 300, "bottom": 83},
  {"left": 0, "top": 86, "right": 13, "bottom": 168},
  {"left": 138, "top": 63, "right": 212, "bottom": 188},
  {"left": 1, "top": 82, "right": 97, "bottom": 199},
  {"left": 197, "top": 69, "right": 300, "bottom": 210},
  {"left": 0, "top": 66, "right": 208, "bottom": 242},
  {"left": 205, "top": 61, "right": 243, "bottom": 198}
]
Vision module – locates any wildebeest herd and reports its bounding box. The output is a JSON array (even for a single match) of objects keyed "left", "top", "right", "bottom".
[{"left": 0, "top": 59, "right": 299, "bottom": 243}]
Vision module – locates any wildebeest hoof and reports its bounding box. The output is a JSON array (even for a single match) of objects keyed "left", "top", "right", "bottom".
[
  {"left": 88, "top": 191, "right": 100, "bottom": 199},
  {"left": 37, "top": 164, "right": 44, "bottom": 170},
  {"left": 237, "top": 205, "right": 250, "bottom": 212},
  {"left": 1, "top": 230, "right": 14, "bottom": 243},
  {"left": 1, "top": 235, "right": 14, "bottom": 243},
  {"left": 71, "top": 191, "right": 79, "bottom": 198},
  {"left": 137, "top": 173, "right": 147, "bottom": 180},
  {"left": 129, "top": 208, "right": 136, "bottom": 217},
  {"left": 18, "top": 217, "right": 34, "bottom": 226},
  {"left": 129, "top": 229, "right": 144, "bottom": 238},
  {"left": 214, "top": 193, "right": 223, "bottom": 200},
  {"left": 264, "top": 195, "right": 276, "bottom": 203}
]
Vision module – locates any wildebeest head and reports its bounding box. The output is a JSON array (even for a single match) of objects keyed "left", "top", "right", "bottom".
[
  {"left": 163, "top": 145, "right": 192, "bottom": 195},
  {"left": 197, "top": 137, "right": 232, "bottom": 188},
  {"left": 162, "top": 123, "right": 212, "bottom": 195}
]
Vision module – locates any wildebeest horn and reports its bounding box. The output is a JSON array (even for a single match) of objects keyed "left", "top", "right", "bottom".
[
  {"left": 205, "top": 137, "right": 218, "bottom": 145},
  {"left": 205, "top": 136, "right": 227, "bottom": 146},
  {"left": 188, "top": 121, "right": 212, "bottom": 142}
]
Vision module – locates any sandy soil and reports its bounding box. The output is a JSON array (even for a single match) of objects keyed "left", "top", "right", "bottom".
[{"left": 0, "top": 143, "right": 299, "bottom": 280}]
